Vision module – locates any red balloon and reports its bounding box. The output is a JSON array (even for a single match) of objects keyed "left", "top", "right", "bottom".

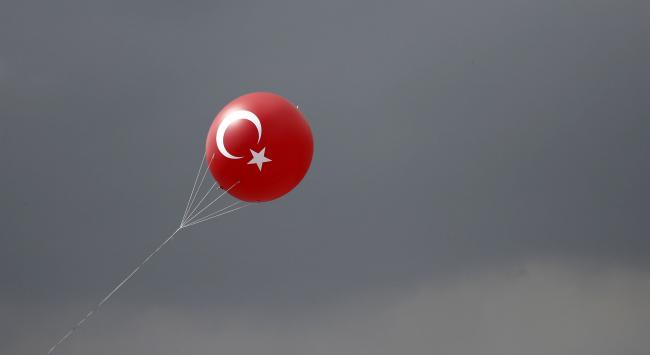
[{"left": 205, "top": 92, "right": 314, "bottom": 202}]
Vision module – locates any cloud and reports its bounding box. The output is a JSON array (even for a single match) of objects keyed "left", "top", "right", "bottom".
[{"left": 6, "top": 262, "right": 650, "bottom": 355}]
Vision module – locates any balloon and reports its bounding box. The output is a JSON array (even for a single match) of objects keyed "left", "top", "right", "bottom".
[{"left": 205, "top": 92, "right": 314, "bottom": 202}]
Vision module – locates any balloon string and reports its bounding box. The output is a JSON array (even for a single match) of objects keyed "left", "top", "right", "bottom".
[
  {"left": 184, "top": 182, "right": 217, "bottom": 223},
  {"left": 46, "top": 152, "right": 250, "bottom": 354},
  {"left": 47, "top": 201, "right": 249, "bottom": 353},
  {"left": 185, "top": 201, "right": 241, "bottom": 226},
  {"left": 47, "top": 227, "right": 182, "bottom": 354},
  {"left": 183, "top": 181, "right": 240, "bottom": 226},
  {"left": 182, "top": 203, "right": 250, "bottom": 228}
]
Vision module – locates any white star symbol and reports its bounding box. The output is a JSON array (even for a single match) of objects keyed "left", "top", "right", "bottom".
[{"left": 247, "top": 147, "right": 272, "bottom": 171}]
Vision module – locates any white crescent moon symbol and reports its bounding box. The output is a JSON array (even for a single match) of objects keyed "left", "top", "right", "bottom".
[{"left": 215, "top": 110, "right": 262, "bottom": 159}]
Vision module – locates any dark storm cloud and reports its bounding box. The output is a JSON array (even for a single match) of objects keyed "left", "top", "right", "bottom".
[{"left": 1, "top": 0, "right": 649, "bottom": 354}]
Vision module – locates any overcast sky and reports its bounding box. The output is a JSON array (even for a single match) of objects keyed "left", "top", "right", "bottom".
[{"left": 1, "top": 0, "right": 649, "bottom": 354}]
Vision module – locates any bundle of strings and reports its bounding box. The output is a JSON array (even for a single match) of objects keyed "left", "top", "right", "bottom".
[{"left": 47, "top": 153, "right": 249, "bottom": 354}]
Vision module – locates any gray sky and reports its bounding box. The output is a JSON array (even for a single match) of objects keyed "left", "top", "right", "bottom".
[{"left": 1, "top": 0, "right": 649, "bottom": 354}]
